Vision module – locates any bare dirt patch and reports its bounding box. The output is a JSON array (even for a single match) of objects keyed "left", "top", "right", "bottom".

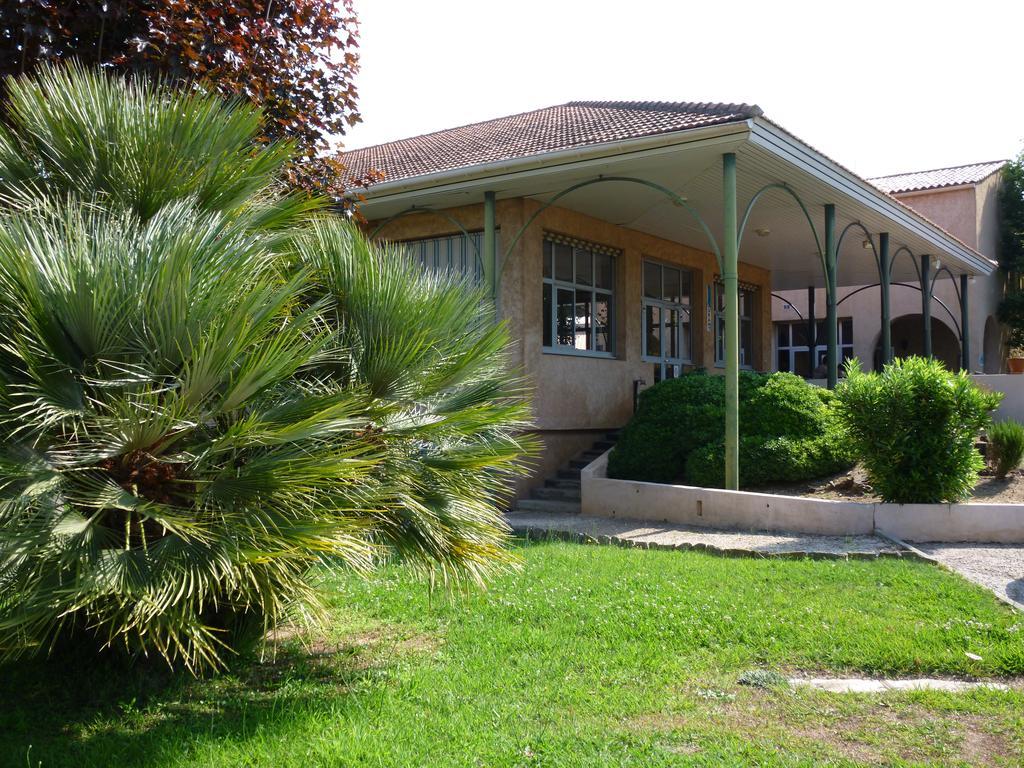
[
  {"left": 756, "top": 465, "right": 1024, "bottom": 504},
  {"left": 625, "top": 690, "right": 1020, "bottom": 766}
]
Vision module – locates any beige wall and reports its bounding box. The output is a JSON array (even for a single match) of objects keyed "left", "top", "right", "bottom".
[{"left": 369, "top": 197, "right": 773, "bottom": 491}]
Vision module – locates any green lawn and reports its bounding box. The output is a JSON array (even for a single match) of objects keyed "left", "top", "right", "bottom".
[{"left": 4, "top": 539, "right": 1024, "bottom": 767}]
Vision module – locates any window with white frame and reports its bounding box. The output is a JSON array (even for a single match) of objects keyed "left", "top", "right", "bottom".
[
  {"left": 642, "top": 260, "right": 692, "bottom": 365},
  {"left": 541, "top": 235, "right": 615, "bottom": 355},
  {"left": 397, "top": 231, "right": 487, "bottom": 284},
  {"left": 774, "top": 318, "right": 854, "bottom": 377},
  {"left": 714, "top": 283, "right": 756, "bottom": 368}
]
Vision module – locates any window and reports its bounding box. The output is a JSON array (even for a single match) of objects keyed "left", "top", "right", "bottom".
[
  {"left": 775, "top": 318, "right": 854, "bottom": 377},
  {"left": 397, "top": 231, "right": 488, "bottom": 284},
  {"left": 642, "top": 260, "right": 692, "bottom": 376},
  {"left": 714, "top": 283, "right": 756, "bottom": 368},
  {"left": 541, "top": 235, "right": 615, "bottom": 355}
]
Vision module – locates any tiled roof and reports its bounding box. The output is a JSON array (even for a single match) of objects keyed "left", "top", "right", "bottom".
[
  {"left": 869, "top": 161, "right": 1006, "bottom": 194},
  {"left": 341, "top": 101, "right": 762, "bottom": 184}
]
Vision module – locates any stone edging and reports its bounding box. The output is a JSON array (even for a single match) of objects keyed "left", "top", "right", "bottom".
[{"left": 509, "top": 524, "right": 931, "bottom": 563}]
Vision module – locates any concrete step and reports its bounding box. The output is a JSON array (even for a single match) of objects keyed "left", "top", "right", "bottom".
[
  {"left": 569, "top": 457, "right": 599, "bottom": 469},
  {"left": 591, "top": 440, "right": 615, "bottom": 452},
  {"left": 557, "top": 468, "right": 582, "bottom": 480},
  {"left": 545, "top": 477, "right": 581, "bottom": 490},
  {"left": 531, "top": 486, "right": 581, "bottom": 502},
  {"left": 513, "top": 498, "right": 581, "bottom": 515}
]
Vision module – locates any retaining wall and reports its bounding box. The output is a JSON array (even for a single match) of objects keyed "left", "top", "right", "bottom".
[{"left": 582, "top": 450, "right": 1024, "bottom": 543}]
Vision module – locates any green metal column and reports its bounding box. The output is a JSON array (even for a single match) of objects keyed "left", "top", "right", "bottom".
[
  {"left": 960, "top": 273, "right": 970, "bottom": 371},
  {"left": 879, "top": 233, "right": 892, "bottom": 365},
  {"left": 824, "top": 204, "right": 838, "bottom": 388},
  {"left": 921, "top": 254, "right": 932, "bottom": 359},
  {"left": 483, "top": 191, "right": 497, "bottom": 311},
  {"left": 722, "top": 153, "right": 739, "bottom": 491}
]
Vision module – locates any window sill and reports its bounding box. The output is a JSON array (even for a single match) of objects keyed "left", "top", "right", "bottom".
[
  {"left": 543, "top": 346, "right": 616, "bottom": 360},
  {"left": 642, "top": 356, "right": 693, "bottom": 365}
]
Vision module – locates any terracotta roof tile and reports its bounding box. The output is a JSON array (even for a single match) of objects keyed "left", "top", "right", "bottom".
[
  {"left": 869, "top": 161, "right": 1006, "bottom": 194},
  {"left": 341, "top": 100, "right": 762, "bottom": 184}
]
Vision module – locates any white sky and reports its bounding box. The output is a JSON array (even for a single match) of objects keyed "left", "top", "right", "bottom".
[{"left": 343, "top": 0, "right": 1023, "bottom": 178}]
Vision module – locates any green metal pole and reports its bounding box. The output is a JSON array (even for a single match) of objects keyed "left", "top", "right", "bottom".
[
  {"left": 722, "top": 153, "right": 739, "bottom": 490},
  {"left": 879, "top": 233, "right": 891, "bottom": 366},
  {"left": 483, "top": 191, "right": 497, "bottom": 311},
  {"left": 921, "top": 254, "right": 932, "bottom": 359},
  {"left": 960, "top": 273, "right": 970, "bottom": 371},
  {"left": 824, "top": 204, "right": 838, "bottom": 388}
]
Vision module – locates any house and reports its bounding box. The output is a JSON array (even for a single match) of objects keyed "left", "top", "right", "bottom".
[
  {"left": 341, "top": 102, "right": 995, "bottom": 495},
  {"left": 772, "top": 161, "right": 1006, "bottom": 375}
]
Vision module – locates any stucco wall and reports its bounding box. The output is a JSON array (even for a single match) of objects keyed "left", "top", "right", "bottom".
[{"left": 368, "top": 198, "right": 773, "bottom": 492}]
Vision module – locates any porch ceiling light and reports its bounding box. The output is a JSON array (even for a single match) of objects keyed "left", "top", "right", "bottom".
[
  {"left": 933, "top": 256, "right": 942, "bottom": 270},
  {"left": 755, "top": 227, "right": 770, "bottom": 237}
]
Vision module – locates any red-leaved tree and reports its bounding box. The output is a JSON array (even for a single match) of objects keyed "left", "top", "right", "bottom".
[{"left": 0, "top": 0, "right": 373, "bottom": 198}]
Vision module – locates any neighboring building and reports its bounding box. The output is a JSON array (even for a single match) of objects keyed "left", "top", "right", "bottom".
[
  {"left": 342, "top": 102, "right": 994, "bottom": 493},
  {"left": 772, "top": 161, "right": 1006, "bottom": 375}
]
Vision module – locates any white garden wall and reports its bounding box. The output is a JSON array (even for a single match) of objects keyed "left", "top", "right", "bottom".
[{"left": 582, "top": 450, "right": 1024, "bottom": 544}]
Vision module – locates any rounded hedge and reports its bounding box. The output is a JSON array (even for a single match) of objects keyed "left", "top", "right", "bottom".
[
  {"left": 834, "top": 356, "right": 1001, "bottom": 503},
  {"left": 606, "top": 369, "right": 854, "bottom": 488}
]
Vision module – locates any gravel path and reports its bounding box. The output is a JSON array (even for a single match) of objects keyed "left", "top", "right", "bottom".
[
  {"left": 507, "top": 512, "right": 905, "bottom": 559},
  {"left": 914, "top": 543, "right": 1024, "bottom": 611}
]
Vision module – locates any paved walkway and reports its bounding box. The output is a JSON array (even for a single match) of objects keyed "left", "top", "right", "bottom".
[
  {"left": 507, "top": 512, "right": 905, "bottom": 559},
  {"left": 914, "top": 543, "right": 1024, "bottom": 612}
]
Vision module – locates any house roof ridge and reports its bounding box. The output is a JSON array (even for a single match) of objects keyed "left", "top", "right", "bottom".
[{"left": 868, "top": 159, "right": 1007, "bottom": 182}]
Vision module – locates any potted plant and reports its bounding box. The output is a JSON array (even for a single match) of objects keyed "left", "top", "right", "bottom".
[{"left": 997, "top": 296, "right": 1024, "bottom": 373}]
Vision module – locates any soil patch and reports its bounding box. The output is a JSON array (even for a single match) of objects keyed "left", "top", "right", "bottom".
[{"left": 755, "top": 465, "right": 1024, "bottom": 504}]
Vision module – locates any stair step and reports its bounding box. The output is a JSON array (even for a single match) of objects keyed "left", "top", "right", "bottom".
[
  {"left": 545, "top": 477, "right": 581, "bottom": 489},
  {"left": 591, "top": 440, "right": 614, "bottom": 451},
  {"left": 531, "top": 486, "right": 581, "bottom": 502},
  {"left": 557, "top": 468, "right": 582, "bottom": 480},
  {"left": 513, "top": 498, "right": 581, "bottom": 515},
  {"left": 569, "top": 457, "right": 598, "bottom": 469}
]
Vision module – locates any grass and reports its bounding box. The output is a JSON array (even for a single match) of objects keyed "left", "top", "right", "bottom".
[{"left": 3, "top": 538, "right": 1024, "bottom": 767}]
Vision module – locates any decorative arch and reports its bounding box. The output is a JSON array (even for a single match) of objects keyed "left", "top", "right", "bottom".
[
  {"left": 368, "top": 206, "right": 485, "bottom": 277},
  {"left": 499, "top": 176, "right": 722, "bottom": 282},
  {"left": 738, "top": 183, "right": 825, "bottom": 278}
]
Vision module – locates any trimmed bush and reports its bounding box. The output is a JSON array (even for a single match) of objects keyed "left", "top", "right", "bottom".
[
  {"left": 834, "top": 357, "right": 1002, "bottom": 503},
  {"left": 988, "top": 420, "right": 1024, "bottom": 479},
  {"left": 607, "top": 369, "right": 854, "bottom": 487},
  {"left": 686, "top": 430, "right": 853, "bottom": 489}
]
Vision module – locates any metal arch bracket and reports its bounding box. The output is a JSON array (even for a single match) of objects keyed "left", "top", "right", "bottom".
[
  {"left": 888, "top": 245, "right": 922, "bottom": 283},
  {"left": 368, "top": 205, "right": 485, "bottom": 277},
  {"left": 500, "top": 176, "right": 723, "bottom": 276},
  {"left": 835, "top": 221, "right": 879, "bottom": 271},
  {"left": 834, "top": 281, "right": 963, "bottom": 339},
  {"left": 738, "top": 182, "right": 825, "bottom": 278},
  {"left": 770, "top": 292, "right": 804, "bottom": 321}
]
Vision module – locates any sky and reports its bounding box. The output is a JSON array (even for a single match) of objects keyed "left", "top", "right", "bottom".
[{"left": 342, "top": 0, "right": 1023, "bottom": 179}]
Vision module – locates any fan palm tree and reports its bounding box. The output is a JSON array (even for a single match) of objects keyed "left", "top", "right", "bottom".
[{"left": 0, "top": 66, "right": 534, "bottom": 672}]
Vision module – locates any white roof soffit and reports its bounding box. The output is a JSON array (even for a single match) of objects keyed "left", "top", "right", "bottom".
[
  {"left": 356, "top": 119, "right": 994, "bottom": 285},
  {"left": 747, "top": 119, "right": 993, "bottom": 277}
]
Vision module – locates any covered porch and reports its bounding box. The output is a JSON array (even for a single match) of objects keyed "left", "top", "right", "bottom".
[{"left": 355, "top": 112, "right": 994, "bottom": 490}]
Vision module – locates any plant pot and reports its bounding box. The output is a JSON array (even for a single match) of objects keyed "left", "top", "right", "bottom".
[{"left": 1009, "top": 357, "right": 1024, "bottom": 374}]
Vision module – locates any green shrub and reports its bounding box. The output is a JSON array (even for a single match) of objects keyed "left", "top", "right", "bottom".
[
  {"left": 686, "top": 429, "right": 854, "bottom": 489},
  {"left": 834, "top": 357, "right": 1002, "bottom": 503},
  {"left": 607, "top": 369, "right": 853, "bottom": 487},
  {"left": 988, "top": 420, "right": 1024, "bottom": 479}
]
